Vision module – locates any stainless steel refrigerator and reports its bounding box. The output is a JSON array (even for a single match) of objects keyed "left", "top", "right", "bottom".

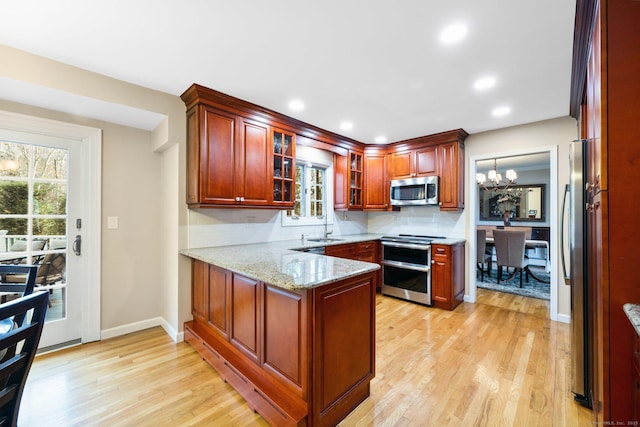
[{"left": 562, "top": 139, "right": 591, "bottom": 408}]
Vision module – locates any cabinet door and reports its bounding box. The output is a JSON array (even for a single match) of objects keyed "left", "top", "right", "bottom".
[
  {"left": 431, "top": 245, "right": 450, "bottom": 306},
  {"left": 364, "top": 152, "right": 389, "bottom": 210},
  {"left": 348, "top": 151, "right": 363, "bottom": 209},
  {"left": 438, "top": 142, "right": 464, "bottom": 210},
  {"left": 415, "top": 146, "right": 437, "bottom": 176},
  {"left": 192, "top": 260, "right": 209, "bottom": 322},
  {"left": 231, "top": 274, "right": 261, "bottom": 364},
  {"left": 208, "top": 265, "right": 231, "bottom": 339},
  {"left": 325, "top": 243, "right": 358, "bottom": 259},
  {"left": 389, "top": 151, "right": 413, "bottom": 179},
  {"left": 239, "top": 119, "right": 270, "bottom": 206},
  {"left": 334, "top": 154, "right": 349, "bottom": 211},
  {"left": 272, "top": 128, "right": 295, "bottom": 207},
  {"left": 200, "top": 107, "right": 238, "bottom": 205},
  {"left": 263, "top": 284, "right": 307, "bottom": 397}
]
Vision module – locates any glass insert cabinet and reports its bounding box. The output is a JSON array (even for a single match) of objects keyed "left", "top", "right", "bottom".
[
  {"left": 349, "top": 151, "right": 363, "bottom": 207},
  {"left": 272, "top": 129, "right": 295, "bottom": 205}
]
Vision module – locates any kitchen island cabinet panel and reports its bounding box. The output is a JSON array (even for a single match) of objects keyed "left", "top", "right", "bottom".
[
  {"left": 208, "top": 265, "right": 230, "bottom": 339},
  {"left": 263, "top": 284, "right": 307, "bottom": 396},
  {"left": 231, "top": 273, "right": 261, "bottom": 364},
  {"left": 312, "top": 276, "right": 375, "bottom": 426},
  {"left": 191, "top": 259, "right": 208, "bottom": 322},
  {"left": 185, "top": 259, "right": 376, "bottom": 426}
]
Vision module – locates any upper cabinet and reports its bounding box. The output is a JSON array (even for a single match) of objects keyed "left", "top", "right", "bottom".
[
  {"left": 438, "top": 140, "right": 465, "bottom": 211},
  {"left": 388, "top": 129, "right": 468, "bottom": 211},
  {"left": 182, "top": 83, "right": 467, "bottom": 212},
  {"left": 183, "top": 85, "right": 295, "bottom": 208},
  {"left": 389, "top": 146, "right": 437, "bottom": 180},
  {"left": 185, "top": 105, "right": 270, "bottom": 207},
  {"left": 363, "top": 149, "right": 391, "bottom": 211},
  {"left": 271, "top": 128, "right": 296, "bottom": 207},
  {"left": 348, "top": 150, "right": 364, "bottom": 209}
]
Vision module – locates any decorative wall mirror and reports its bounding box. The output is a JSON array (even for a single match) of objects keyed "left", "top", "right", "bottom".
[{"left": 479, "top": 184, "right": 546, "bottom": 222}]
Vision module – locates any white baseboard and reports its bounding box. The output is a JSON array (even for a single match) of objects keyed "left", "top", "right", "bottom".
[
  {"left": 101, "top": 317, "right": 184, "bottom": 342},
  {"left": 556, "top": 313, "right": 570, "bottom": 324}
]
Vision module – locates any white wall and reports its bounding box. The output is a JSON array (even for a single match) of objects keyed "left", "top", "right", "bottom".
[
  {"left": 368, "top": 208, "right": 465, "bottom": 238},
  {"left": 465, "top": 116, "right": 578, "bottom": 319},
  {"left": 0, "top": 45, "right": 187, "bottom": 339}
]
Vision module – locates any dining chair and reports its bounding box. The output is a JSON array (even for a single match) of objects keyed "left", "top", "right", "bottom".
[
  {"left": 2, "top": 255, "right": 65, "bottom": 308},
  {"left": 0, "top": 291, "right": 49, "bottom": 426},
  {"left": 492, "top": 229, "right": 529, "bottom": 287},
  {"left": 0, "top": 265, "right": 38, "bottom": 306},
  {"left": 476, "top": 229, "right": 492, "bottom": 281}
]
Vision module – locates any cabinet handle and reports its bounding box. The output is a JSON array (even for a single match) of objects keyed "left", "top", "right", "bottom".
[{"left": 431, "top": 260, "right": 435, "bottom": 264}]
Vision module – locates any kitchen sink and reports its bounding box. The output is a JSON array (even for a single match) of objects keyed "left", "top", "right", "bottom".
[{"left": 306, "top": 238, "right": 343, "bottom": 242}]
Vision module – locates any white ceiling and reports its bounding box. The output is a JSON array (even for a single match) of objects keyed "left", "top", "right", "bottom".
[{"left": 0, "top": 0, "right": 576, "bottom": 142}]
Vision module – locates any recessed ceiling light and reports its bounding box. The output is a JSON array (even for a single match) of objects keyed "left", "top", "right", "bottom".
[
  {"left": 474, "top": 76, "right": 496, "bottom": 91},
  {"left": 492, "top": 106, "right": 511, "bottom": 117},
  {"left": 340, "top": 121, "right": 354, "bottom": 131},
  {"left": 288, "top": 99, "right": 305, "bottom": 112},
  {"left": 440, "top": 23, "right": 468, "bottom": 44},
  {"left": 374, "top": 136, "right": 387, "bottom": 144}
]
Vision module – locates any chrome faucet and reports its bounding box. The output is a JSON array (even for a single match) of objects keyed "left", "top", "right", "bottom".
[{"left": 323, "top": 214, "right": 333, "bottom": 239}]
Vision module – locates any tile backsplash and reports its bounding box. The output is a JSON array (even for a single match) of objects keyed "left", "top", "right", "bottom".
[{"left": 187, "top": 206, "right": 463, "bottom": 248}]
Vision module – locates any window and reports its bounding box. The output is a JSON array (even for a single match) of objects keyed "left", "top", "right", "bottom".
[{"left": 282, "top": 160, "right": 333, "bottom": 226}]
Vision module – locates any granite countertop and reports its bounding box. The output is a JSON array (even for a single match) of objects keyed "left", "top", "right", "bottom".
[
  {"left": 180, "top": 233, "right": 465, "bottom": 291},
  {"left": 624, "top": 303, "right": 640, "bottom": 336}
]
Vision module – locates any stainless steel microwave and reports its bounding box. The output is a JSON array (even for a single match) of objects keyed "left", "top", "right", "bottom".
[{"left": 390, "top": 176, "right": 439, "bottom": 206}]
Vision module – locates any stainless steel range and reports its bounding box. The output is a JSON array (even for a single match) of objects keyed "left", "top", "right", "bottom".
[{"left": 380, "top": 234, "right": 444, "bottom": 305}]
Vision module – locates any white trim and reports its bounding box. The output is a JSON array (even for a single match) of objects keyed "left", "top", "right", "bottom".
[
  {"left": 469, "top": 145, "right": 559, "bottom": 321},
  {"left": 556, "top": 313, "right": 570, "bottom": 324},
  {"left": 101, "top": 316, "right": 182, "bottom": 343},
  {"left": 0, "top": 109, "right": 102, "bottom": 343},
  {"left": 281, "top": 149, "right": 334, "bottom": 227}
]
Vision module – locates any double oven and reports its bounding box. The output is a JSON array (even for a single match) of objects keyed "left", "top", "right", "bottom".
[{"left": 380, "top": 234, "right": 442, "bottom": 305}]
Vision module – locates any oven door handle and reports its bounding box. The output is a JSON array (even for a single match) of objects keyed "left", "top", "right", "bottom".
[
  {"left": 381, "top": 241, "right": 431, "bottom": 251},
  {"left": 381, "top": 260, "right": 431, "bottom": 273}
]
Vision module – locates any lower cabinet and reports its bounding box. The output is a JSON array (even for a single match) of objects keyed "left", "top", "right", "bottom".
[
  {"left": 325, "top": 241, "right": 380, "bottom": 290},
  {"left": 431, "top": 242, "right": 465, "bottom": 310},
  {"left": 185, "top": 260, "right": 376, "bottom": 427}
]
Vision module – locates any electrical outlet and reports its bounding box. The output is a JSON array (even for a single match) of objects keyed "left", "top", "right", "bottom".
[{"left": 107, "top": 216, "right": 119, "bottom": 229}]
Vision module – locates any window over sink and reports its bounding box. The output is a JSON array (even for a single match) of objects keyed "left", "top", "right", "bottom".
[{"left": 282, "top": 147, "right": 333, "bottom": 227}]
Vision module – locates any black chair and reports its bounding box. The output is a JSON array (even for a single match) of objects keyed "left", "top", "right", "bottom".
[
  {"left": 476, "top": 229, "right": 493, "bottom": 281},
  {"left": 0, "top": 291, "right": 49, "bottom": 426},
  {"left": 0, "top": 265, "right": 38, "bottom": 306}
]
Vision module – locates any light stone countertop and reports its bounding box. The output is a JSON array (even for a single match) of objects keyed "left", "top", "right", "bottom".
[
  {"left": 180, "top": 233, "right": 465, "bottom": 291},
  {"left": 623, "top": 303, "right": 640, "bottom": 336}
]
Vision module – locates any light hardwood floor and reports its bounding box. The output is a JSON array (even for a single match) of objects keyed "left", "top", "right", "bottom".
[{"left": 20, "top": 289, "right": 592, "bottom": 426}]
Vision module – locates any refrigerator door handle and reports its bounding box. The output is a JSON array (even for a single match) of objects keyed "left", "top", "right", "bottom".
[{"left": 561, "top": 183, "right": 570, "bottom": 285}]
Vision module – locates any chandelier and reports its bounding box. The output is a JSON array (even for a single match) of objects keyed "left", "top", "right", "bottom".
[{"left": 476, "top": 158, "right": 517, "bottom": 190}]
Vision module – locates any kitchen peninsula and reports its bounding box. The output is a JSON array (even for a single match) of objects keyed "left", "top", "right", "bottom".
[{"left": 181, "top": 235, "right": 381, "bottom": 427}]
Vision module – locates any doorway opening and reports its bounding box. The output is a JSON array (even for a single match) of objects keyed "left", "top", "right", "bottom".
[{"left": 469, "top": 146, "right": 559, "bottom": 321}]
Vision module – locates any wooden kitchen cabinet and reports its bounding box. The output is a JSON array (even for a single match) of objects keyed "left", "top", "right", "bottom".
[
  {"left": 184, "top": 103, "right": 271, "bottom": 207},
  {"left": 349, "top": 150, "right": 364, "bottom": 209},
  {"left": 334, "top": 153, "right": 349, "bottom": 211},
  {"left": 271, "top": 128, "right": 295, "bottom": 207},
  {"left": 438, "top": 141, "right": 465, "bottom": 211},
  {"left": 182, "top": 84, "right": 299, "bottom": 209},
  {"left": 363, "top": 149, "right": 390, "bottom": 210},
  {"left": 185, "top": 259, "right": 375, "bottom": 426},
  {"left": 389, "top": 146, "right": 437, "bottom": 180},
  {"left": 325, "top": 241, "right": 380, "bottom": 290},
  {"left": 430, "top": 242, "right": 465, "bottom": 311},
  {"left": 570, "top": 0, "right": 640, "bottom": 421},
  {"left": 333, "top": 151, "right": 364, "bottom": 211},
  {"left": 388, "top": 130, "right": 467, "bottom": 211}
]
